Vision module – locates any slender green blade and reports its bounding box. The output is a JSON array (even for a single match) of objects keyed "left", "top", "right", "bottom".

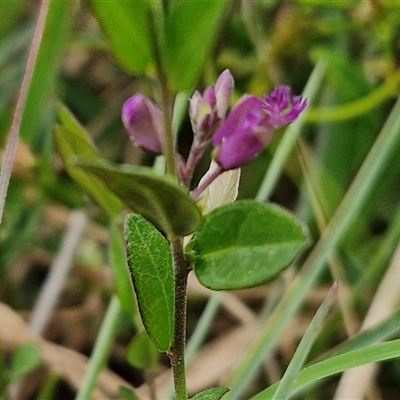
[
  {"left": 21, "top": 0, "right": 72, "bottom": 144},
  {"left": 272, "top": 284, "right": 337, "bottom": 400},
  {"left": 251, "top": 338, "right": 400, "bottom": 399}
]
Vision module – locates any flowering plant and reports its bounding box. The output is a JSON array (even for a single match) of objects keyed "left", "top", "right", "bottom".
[
  {"left": 3, "top": 1, "right": 400, "bottom": 400},
  {"left": 59, "top": 67, "right": 309, "bottom": 399}
]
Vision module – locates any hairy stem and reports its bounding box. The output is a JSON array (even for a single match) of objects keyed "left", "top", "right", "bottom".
[
  {"left": 169, "top": 239, "right": 189, "bottom": 400},
  {"left": 181, "top": 139, "right": 209, "bottom": 187}
]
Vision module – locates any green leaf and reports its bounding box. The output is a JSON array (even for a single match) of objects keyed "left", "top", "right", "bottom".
[
  {"left": 124, "top": 214, "right": 174, "bottom": 352},
  {"left": 57, "top": 103, "right": 91, "bottom": 140},
  {"left": 164, "top": 1, "right": 228, "bottom": 91},
  {"left": 119, "top": 386, "right": 140, "bottom": 400},
  {"left": 190, "top": 387, "right": 230, "bottom": 400},
  {"left": 10, "top": 343, "right": 41, "bottom": 381},
  {"left": 53, "top": 125, "right": 123, "bottom": 218},
  {"left": 89, "top": 1, "right": 152, "bottom": 74},
  {"left": 109, "top": 222, "right": 136, "bottom": 316},
  {"left": 126, "top": 330, "right": 160, "bottom": 370},
  {"left": 76, "top": 159, "right": 202, "bottom": 238},
  {"left": 190, "top": 201, "right": 308, "bottom": 290},
  {"left": 21, "top": 1, "right": 72, "bottom": 144}
]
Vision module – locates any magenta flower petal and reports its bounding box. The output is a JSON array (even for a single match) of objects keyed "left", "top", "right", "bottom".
[
  {"left": 122, "top": 94, "right": 164, "bottom": 155},
  {"left": 212, "top": 95, "right": 272, "bottom": 170},
  {"left": 262, "top": 85, "right": 308, "bottom": 128},
  {"left": 211, "top": 86, "right": 307, "bottom": 171}
]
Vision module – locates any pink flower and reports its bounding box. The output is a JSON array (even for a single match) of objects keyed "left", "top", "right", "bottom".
[
  {"left": 212, "top": 86, "right": 307, "bottom": 171},
  {"left": 189, "top": 69, "right": 234, "bottom": 141},
  {"left": 122, "top": 94, "right": 164, "bottom": 155}
]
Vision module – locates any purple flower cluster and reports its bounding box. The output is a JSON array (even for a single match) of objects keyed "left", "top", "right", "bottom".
[
  {"left": 211, "top": 86, "right": 307, "bottom": 170},
  {"left": 121, "top": 70, "right": 307, "bottom": 185}
]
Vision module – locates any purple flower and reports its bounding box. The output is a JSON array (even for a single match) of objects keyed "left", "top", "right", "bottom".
[
  {"left": 122, "top": 94, "right": 164, "bottom": 155},
  {"left": 212, "top": 86, "right": 307, "bottom": 171},
  {"left": 262, "top": 85, "right": 308, "bottom": 128},
  {"left": 189, "top": 69, "right": 234, "bottom": 141}
]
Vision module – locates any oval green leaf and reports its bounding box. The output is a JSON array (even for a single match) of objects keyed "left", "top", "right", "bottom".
[
  {"left": 190, "top": 201, "right": 309, "bottom": 290},
  {"left": 124, "top": 214, "right": 174, "bottom": 352},
  {"left": 75, "top": 159, "right": 202, "bottom": 238},
  {"left": 190, "top": 387, "right": 230, "bottom": 400},
  {"left": 89, "top": 1, "right": 152, "bottom": 74}
]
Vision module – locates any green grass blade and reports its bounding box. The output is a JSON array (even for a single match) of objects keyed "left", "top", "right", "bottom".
[
  {"left": 271, "top": 284, "right": 337, "bottom": 400},
  {"left": 251, "top": 339, "right": 400, "bottom": 399}
]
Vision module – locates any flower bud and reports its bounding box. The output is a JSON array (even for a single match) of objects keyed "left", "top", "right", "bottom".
[
  {"left": 189, "top": 69, "right": 234, "bottom": 141},
  {"left": 122, "top": 94, "right": 164, "bottom": 155}
]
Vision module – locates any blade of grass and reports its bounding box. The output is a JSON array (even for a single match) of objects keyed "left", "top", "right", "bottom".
[
  {"left": 75, "top": 295, "right": 123, "bottom": 400},
  {"left": 226, "top": 95, "right": 400, "bottom": 398},
  {"left": 313, "top": 306, "right": 400, "bottom": 363},
  {"left": 333, "top": 244, "right": 400, "bottom": 399},
  {"left": 271, "top": 283, "right": 337, "bottom": 400},
  {"left": 251, "top": 338, "right": 400, "bottom": 400}
]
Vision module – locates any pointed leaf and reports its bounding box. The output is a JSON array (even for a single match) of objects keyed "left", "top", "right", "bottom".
[
  {"left": 190, "top": 387, "right": 230, "bottom": 400},
  {"left": 164, "top": 1, "right": 228, "bottom": 91},
  {"left": 119, "top": 386, "right": 140, "bottom": 400},
  {"left": 126, "top": 330, "right": 160, "bottom": 370},
  {"left": 10, "top": 343, "right": 41, "bottom": 381},
  {"left": 124, "top": 214, "right": 174, "bottom": 352},
  {"left": 53, "top": 125, "right": 123, "bottom": 218},
  {"left": 75, "top": 159, "right": 201, "bottom": 237},
  {"left": 89, "top": 1, "right": 152, "bottom": 74},
  {"left": 190, "top": 201, "right": 309, "bottom": 290}
]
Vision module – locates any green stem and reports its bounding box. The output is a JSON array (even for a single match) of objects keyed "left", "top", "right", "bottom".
[
  {"left": 159, "top": 80, "right": 177, "bottom": 178},
  {"left": 149, "top": 1, "right": 177, "bottom": 179},
  {"left": 169, "top": 239, "right": 189, "bottom": 400}
]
